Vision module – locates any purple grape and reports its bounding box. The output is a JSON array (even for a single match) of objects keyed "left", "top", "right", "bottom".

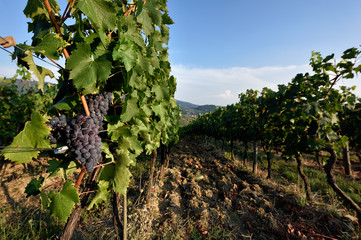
[{"left": 48, "top": 92, "right": 112, "bottom": 172}]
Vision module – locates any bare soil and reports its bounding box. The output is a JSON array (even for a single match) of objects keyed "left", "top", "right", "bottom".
[{"left": 127, "top": 136, "right": 359, "bottom": 239}]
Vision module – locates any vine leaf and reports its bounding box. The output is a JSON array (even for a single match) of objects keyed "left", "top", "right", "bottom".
[
  {"left": 99, "top": 163, "right": 115, "bottom": 182},
  {"left": 47, "top": 159, "right": 62, "bottom": 177},
  {"left": 78, "top": 0, "right": 116, "bottom": 45},
  {"left": 40, "top": 190, "right": 50, "bottom": 210},
  {"left": 2, "top": 112, "right": 51, "bottom": 164},
  {"left": 152, "top": 101, "right": 168, "bottom": 121},
  {"left": 108, "top": 124, "right": 131, "bottom": 141},
  {"left": 137, "top": 0, "right": 162, "bottom": 36},
  {"left": 114, "top": 150, "right": 133, "bottom": 195},
  {"left": 21, "top": 51, "right": 54, "bottom": 91},
  {"left": 126, "top": 135, "right": 143, "bottom": 156},
  {"left": 121, "top": 91, "right": 139, "bottom": 122},
  {"left": 33, "top": 33, "right": 69, "bottom": 60},
  {"left": 66, "top": 43, "right": 112, "bottom": 94},
  {"left": 47, "top": 159, "right": 77, "bottom": 179},
  {"left": 50, "top": 95, "right": 79, "bottom": 111},
  {"left": 87, "top": 180, "right": 110, "bottom": 209},
  {"left": 153, "top": 83, "right": 169, "bottom": 100},
  {"left": 112, "top": 37, "right": 137, "bottom": 72},
  {"left": 24, "top": 0, "right": 59, "bottom": 20},
  {"left": 101, "top": 142, "right": 115, "bottom": 162},
  {"left": 25, "top": 177, "right": 44, "bottom": 197},
  {"left": 49, "top": 181, "right": 80, "bottom": 222}
]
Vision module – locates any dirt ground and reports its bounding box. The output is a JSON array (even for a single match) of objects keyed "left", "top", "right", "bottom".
[
  {"left": 127, "top": 136, "right": 359, "bottom": 239},
  {"left": 0, "top": 135, "right": 360, "bottom": 239}
]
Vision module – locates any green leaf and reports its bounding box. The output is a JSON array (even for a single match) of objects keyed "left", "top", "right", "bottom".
[
  {"left": 354, "top": 64, "right": 361, "bottom": 73},
  {"left": 66, "top": 43, "right": 112, "bottom": 94},
  {"left": 78, "top": 0, "right": 117, "bottom": 45},
  {"left": 322, "top": 54, "right": 334, "bottom": 63},
  {"left": 101, "top": 142, "right": 115, "bottom": 162},
  {"left": 141, "top": 104, "right": 153, "bottom": 117},
  {"left": 121, "top": 92, "right": 139, "bottom": 122},
  {"left": 152, "top": 101, "right": 168, "bottom": 121},
  {"left": 2, "top": 112, "right": 51, "bottom": 163},
  {"left": 24, "top": 0, "right": 59, "bottom": 20},
  {"left": 40, "top": 190, "right": 50, "bottom": 210},
  {"left": 137, "top": 52, "right": 151, "bottom": 74},
  {"left": 153, "top": 84, "right": 169, "bottom": 100},
  {"left": 112, "top": 38, "right": 137, "bottom": 72},
  {"left": 113, "top": 152, "right": 133, "bottom": 195},
  {"left": 99, "top": 163, "right": 115, "bottom": 182},
  {"left": 47, "top": 159, "right": 76, "bottom": 179},
  {"left": 25, "top": 177, "right": 44, "bottom": 197},
  {"left": 47, "top": 159, "right": 62, "bottom": 177},
  {"left": 50, "top": 95, "right": 79, "bottom": 111},
  {"left": 126, "top": 135, "right": 143, "bottom": 156},
  {"left": 87, "top": 180, "right": 110, "bottom": 209},
  {"left": 128, "top": 72, "right": 142, "bottom": 88},
  {"left": 33, "top": 33, "right": 69, "bottom": 60},
  {"left": 342, "top": 47, "right": 359, "bottom": 59},
  {"left": 109, "top": 124, "right": 132, "bottom": 141},
  {"left": 145, "top": 1, "right": 162, "bottom": 25},
  {"left": 137, "top": 6, "right": 153, "bottom": 36},
  {"left": 49, "top": 181, "right": 79, "bottom": 222},
  {"left": 162, "top": 12, "right": 174, "bottom": 25},
  {"left": 21, "top": 51, "right": 54, "bottom": 91},
  {"left": 119, "top": 15, "right": 145, "bottom": 47}
]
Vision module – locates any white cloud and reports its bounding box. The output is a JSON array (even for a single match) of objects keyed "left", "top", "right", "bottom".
[
  {"left": 218, "top": 90, "right": 235, "bottom": 100},
  {"left": 172, "top": 64, "right": 361, "bottom": 106},
  {"left": 172, "top": 64, "right": 309, "bottom": 106}
]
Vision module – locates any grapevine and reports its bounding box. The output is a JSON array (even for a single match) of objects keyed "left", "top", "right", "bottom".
[
  {"left": 1, "top": 0, "right": 181, "bottom": 238},
  {"left": 185, "top": 47, "right": 361, "bottom": 222}
]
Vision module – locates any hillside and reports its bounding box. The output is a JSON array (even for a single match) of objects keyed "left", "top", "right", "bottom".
[
  {"left": 176, "top": 100, "right": 219, "bottom": 116},
  {"left": 177, "top": 100, "right": 220, "bottom": 126}
]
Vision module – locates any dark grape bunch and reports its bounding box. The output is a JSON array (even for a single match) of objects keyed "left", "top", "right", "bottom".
[
  {"left": 86, "top": 92, "right": 112, "bottom": 131},
  {"left": 48, "top": 114, "right": 68, "bottom": 144},
  {"left": 48, "top": 92, "right": 112, "bottom": 172}
]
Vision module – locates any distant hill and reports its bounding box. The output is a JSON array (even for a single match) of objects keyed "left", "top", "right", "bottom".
[
  {"left": 176, "top": 100, "right": 220, "bottom": 126},
  {"left": 176, "top": 100, "right": 218, "bottom": 116}
]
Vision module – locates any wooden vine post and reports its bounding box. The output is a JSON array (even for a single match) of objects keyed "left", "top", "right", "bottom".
[{"left": 147, "top": 150, "right": 158, "bottom": 205}]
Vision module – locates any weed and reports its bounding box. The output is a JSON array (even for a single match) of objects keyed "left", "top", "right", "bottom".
[{"left": 0, "top": 207, "right": 63, "bottom": 240}]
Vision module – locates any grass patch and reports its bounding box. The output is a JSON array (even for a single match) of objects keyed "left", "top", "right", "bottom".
[
  {"left": 0, "top": 207, "right": 63, "bottom": 240},
  {"left": 228, "top": 142, "right": 361, "bottom": 211},
  {"left": 264, "top": 158, "right": 361, "bottom": 208}
]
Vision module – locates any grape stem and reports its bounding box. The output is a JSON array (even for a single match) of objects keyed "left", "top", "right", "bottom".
[
  {"left": 43, "top": 0, "right": 70, "bottom": 59},
  {"left": 94, "top": 161, "right": 114, "bottom": 169},
  {"left": 61, "top": 0, "right": 76, "bottom": 23},
  {"left": 124, "top": 0, "right": 148, "bottom": 16},
  {"left": 80, "top": 94, "right": 91, "bottom": 116},
  {"left": 44, "top": 0, "right": 90, "bottom": 115},
  {"left": 79, "top": 190, "right": 95, "bottom": 196},
  {"left": 75, "top": 166, "right": 87, "bottom": 190}
]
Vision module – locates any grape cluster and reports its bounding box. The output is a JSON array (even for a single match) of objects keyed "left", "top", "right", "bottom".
[
  {"left": 86, "top": 92, "right": 112, "bottom": 131},
  {"left": 48, "top": 114, "right": 68, "bottom": 144},
  {"left": 48, "top": 92, "right": 112, "bottom": 172}
]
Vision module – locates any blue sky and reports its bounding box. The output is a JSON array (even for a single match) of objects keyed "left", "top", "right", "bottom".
[{"left": 1, "top": 1, "right": 361, "bottom": 105}]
